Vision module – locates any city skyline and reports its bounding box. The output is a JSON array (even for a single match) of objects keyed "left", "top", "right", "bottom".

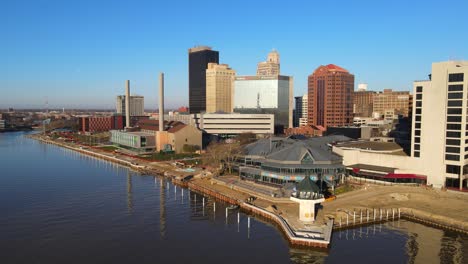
[{"left": 2, "top": 0, "right": 468, "bottom": 109}]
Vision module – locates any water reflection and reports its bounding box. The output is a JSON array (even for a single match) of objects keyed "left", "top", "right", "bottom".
[
  {"left": 1, "top": 132, "right": 467, "bottom": 264},
  {"left": 159, "top": 178, "right": 166, "bottom": 239},
  {"left": 127, "top": 172, "right": 133, "bottom": 213}
]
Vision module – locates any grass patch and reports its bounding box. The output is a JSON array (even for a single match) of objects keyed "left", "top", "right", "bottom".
[
  {"left": 334, "top": 184, "right": 355, "bottom": 196},
  {"left": 99, "top": 146, "right": 119, "bottom": 152}
]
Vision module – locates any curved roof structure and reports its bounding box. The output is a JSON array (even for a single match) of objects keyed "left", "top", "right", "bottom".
[
  {"left": 243, "top": 135, "right": 351, "bottom": 163},
  {"left": 296, "top": 176, "right": 320, "bottom": 193}
]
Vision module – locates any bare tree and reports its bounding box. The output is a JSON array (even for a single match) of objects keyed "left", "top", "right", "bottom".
[{"left": 202, "top": 141, "right": 242, "bottom": 174}]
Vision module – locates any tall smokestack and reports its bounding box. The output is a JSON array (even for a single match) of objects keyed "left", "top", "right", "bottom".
[
  {"left": 159, "top": 73, "right": 164, "bottom": 132},
  {"left": 125, "top": 80, "right": 131, "bottom": 129}
]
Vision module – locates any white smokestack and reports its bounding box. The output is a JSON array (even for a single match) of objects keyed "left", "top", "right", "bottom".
[
  {"left": 125, "top": 80, "right": 130, "bottom": 128},
  {"left": 159, "top": 73, "right": 164, "bottom": 132}
]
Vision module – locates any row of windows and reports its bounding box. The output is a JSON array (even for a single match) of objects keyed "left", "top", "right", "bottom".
[
  {"left": 447, "top": 116, "right": 462, "bottom": 122},
  {"left": 448, "top": 100, "right": 463, "bottom": 107},
  {"left": 260, "top": 165, "right": 344, "bottom": 174},
  {"left": 448, "top": 108, "right": 462, "bottom": 114},
  {"left": 446, "top": 154, "right": 459, "bottom": 161},
  {"left": 449, "top": 73, "right": 464, "bottom": 82},
  {"left": 447, "top": 124, "right": 461, "bottom": 130},
  {"left": 446, "top": 146, "right": 460, "bottom": 154},
  {"left": 414, "top": 91, "right": 423, "bottom": 159},
  {"left": 448, "top": 92, "right": 463, "bottom": 99},
  {"left": 446, "top": 139, "right": 461, "bottom": 146},
  {"left": 446, "top": 165, "right": 460, "bottom": 174},
  {"left": 448, "top": 84, "right": 463, "bottom": 91},
  {"left": 447, "top": 131, "right": 461, "bottom": 138}
]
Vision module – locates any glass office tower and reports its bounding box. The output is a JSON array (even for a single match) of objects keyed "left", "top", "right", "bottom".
[{"left": 188, "top": 46, "right": 219, "bottom": 114}]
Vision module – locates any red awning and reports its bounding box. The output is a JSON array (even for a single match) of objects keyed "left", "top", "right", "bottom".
[{"left": 384, "top": 173, "right": 427, "bottom": 180}]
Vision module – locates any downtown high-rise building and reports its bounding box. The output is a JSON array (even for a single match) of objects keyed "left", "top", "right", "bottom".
[
  {"left": 256, "top": 50, "right": 280, "bottom": 76},
  {"left": 412, "top": 61, "right": 468, "bottom": 189},
  {"left": 294, "top": 94, "right": 308, "bottom": 127},
  {"left": 188, "top": 46, "right": 219, "bottom": 114},
  {"left": 307, "top": 64, "right": 354, "bottom": 128},
  {"left": 206, "top": 63, "right": 236, "bottom": 113},
  {"left": 234, "top": 75, "right": 293, "bottom": 129},
  {"left": 116, "top": 95, "right": 144, "bottom": 116}
]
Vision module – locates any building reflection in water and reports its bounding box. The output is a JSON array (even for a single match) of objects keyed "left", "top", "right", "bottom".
[
  {"left": 126, "top": 171, "right": 133, "bottom": 213},
  {"left": 289, "top": 247, "right": 328, "bottom": 264},
  {"left": 160, "top": 178, "right": 166, "bottom": 239},
  {"left": 332, "top": 220, "right": 467, "bottom": 264}
]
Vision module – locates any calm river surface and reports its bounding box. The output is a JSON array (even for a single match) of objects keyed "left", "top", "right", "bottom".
[{"left": 1, "top": 132, "right": 467, "bottom": 264}]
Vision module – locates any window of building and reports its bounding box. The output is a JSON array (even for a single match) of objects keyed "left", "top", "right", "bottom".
[
  {"left": 416, "top": 109, "right": 421, "bottom": 115},
  {"left": 447, "top": 108, "right": 462, "bottom": 114},
  {"left": 414, "top": 151, "right": 420, "bottom": 157},
  {"left": 448, "top": 93, "right": 463, "bottom": 99},
  {"left": 449, "top": 73, "right": 464, "bottom": 82},
  {"left": 447, "top": 131, "right": 461, "bottom": 138},
  {"left": 445, "top": 154, "right": 460, "bottom": 161},
  {"left": 416, "top": 101, "right": 422, "bottom": 107},
  {"left": 448, "top": 100, "right": 463, "bottom": 107},
  {"left": 415, "top": 130, "right": 421, "bottom": 136},
  {"left": 414, "top": 144, "right": 420, "bottom": 150},
  {"left": 446, "top": 165, "right": 460, "bottom": 174},
  {"left": 447, "top": 124, "right": 462, "bottom": 130},
  {"left": 446, "top": 139, "right": 461, "bottom": 146},
  {"left": 447, "top": 116, "right": 462, "bottom": 122},
  {"left": 415, "top": 123, "right": 421, "bottom": 129},
  {"left": 416, "top": 86, "right": 423, "bottom": 93},
  {"left": 446, "top": 146, "right": 460, "bottom": 153},
  {"left": 416, "top": 94, "right": 422, "bottom": 100},
  {"left": 448, "top": 84, "right": 464, "bottom": 91},
  {"left": 414, "top": 137, "right": 420, "bottom": 143}
]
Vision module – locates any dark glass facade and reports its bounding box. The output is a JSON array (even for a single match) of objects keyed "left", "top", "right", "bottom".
[{"left": 188, "top": 47, "right": 219, "bottom": 114}]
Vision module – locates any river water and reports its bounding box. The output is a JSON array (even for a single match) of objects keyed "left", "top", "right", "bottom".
[{"left": 1, "top": 132, "right": 467, "bottom": 264}]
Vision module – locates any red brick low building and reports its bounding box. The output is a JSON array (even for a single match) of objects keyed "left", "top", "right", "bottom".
[{"left": 79, "top": 115, "right": 124, "bottom": 133}]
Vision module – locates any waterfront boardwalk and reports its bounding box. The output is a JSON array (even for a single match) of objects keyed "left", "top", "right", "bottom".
[{"left": 30, "top": 134, "right": 468, "bottom": 246}]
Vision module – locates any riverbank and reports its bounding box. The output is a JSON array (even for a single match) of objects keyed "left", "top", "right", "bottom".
[
  {"left": 28, "top": 134, "right": 333, "bottom": 248},
  {"left": 28, "top": 134, "right": 468, "bottom": 244}
]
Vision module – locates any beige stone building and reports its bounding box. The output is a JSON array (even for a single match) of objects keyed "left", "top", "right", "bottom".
[
  {"left": 373, "top": 89, "right": 410, "bottom": 117},
  {"left": 137, "top": 120, "right": 202, "bottom": 153},
  {"left": 256, "top": 50, "right": 280, "bottom": 76},
  {"left": 206, "top": 63, "right": 236, "bottom": 113},
  {"left": 333, "top": 61, "right": 468, "bottom": 190}
]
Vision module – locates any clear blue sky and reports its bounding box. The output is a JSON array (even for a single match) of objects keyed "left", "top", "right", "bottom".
[{"left": 2, "top": 0, "right": 468, "bottom": 110}]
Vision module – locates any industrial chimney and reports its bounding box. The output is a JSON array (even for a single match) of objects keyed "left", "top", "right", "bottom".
[
  {"left": 125, "top": 80, "right": 131, "bottom": 129},
  {"left": 159, "top": 73, "right": 164, "bottom": 132}
]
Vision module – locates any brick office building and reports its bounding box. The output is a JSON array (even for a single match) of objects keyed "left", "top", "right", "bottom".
[{"left": 308, "top": 64, "right": 354, "bottom": 128}]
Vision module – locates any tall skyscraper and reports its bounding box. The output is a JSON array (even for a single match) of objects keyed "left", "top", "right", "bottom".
[
  {"left": 294, "top": 94, "right": 308, "bottom": 127},
  {"left": 256, "top": 49, "right": 280, "bottom": 76},
  {"left": 188, "top": 46, "right": 219, "bottom": 114},
  {"left": 308, "top": 64, "right": 354, "bottom": 128},
  {"left": 373, "top": 89, "right": 411, "bottom": 117},
  {"left": 206, "top": 63, "right": 236, "bottom": 113},
  {"left": 116, "top": 95, "right": 144, "bottom": 116},
  {"left": 234, "top": 75, "right": 293, "bottom": 129},
  {"left": 412, "top": 61, "right": 468, "bottom": 189}
]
